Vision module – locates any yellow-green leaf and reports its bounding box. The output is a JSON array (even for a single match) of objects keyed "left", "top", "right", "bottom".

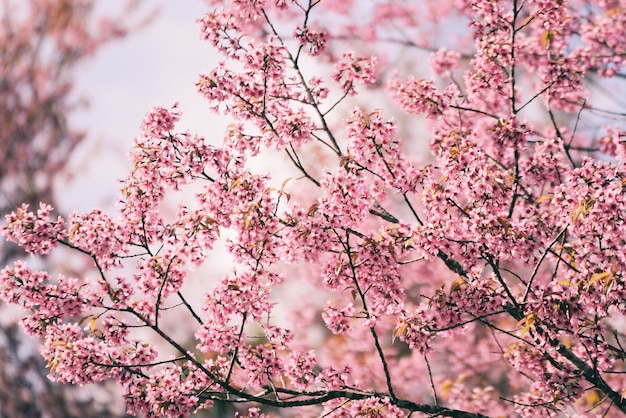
[
  {"left": 541, "top": 30, "right": 553, "bottom": 49},
  {"left": 516, "top": 313, "right": 536, "bottom": 337}
]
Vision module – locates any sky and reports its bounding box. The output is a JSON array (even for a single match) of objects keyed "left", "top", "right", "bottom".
[{"left": 58, "top": 0, "right": 226, "bottom": 213}]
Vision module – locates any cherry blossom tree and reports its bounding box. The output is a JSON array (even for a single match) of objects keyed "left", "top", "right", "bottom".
[
  {"left": 3, "top": 0, "right": 626, "bottom": 417},
  {"left": 0, "top": 0, "right": 148, "bottom": 416}
]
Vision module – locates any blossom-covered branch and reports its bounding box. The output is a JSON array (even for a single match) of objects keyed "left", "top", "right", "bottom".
[{"left": 2, "top": 0, "right": 626, "bottom": 416}]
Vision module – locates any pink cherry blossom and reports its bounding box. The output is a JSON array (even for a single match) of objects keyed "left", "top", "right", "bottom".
[{"left": 3, "top": 0, "right": 626, "bottom": 416}]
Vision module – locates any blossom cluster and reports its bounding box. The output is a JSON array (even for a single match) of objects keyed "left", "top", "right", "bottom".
[{"left": 2, "top": 0, "right": 626, "bottom": 417}]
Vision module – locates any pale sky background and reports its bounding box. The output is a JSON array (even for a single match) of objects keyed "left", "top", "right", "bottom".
[{"left": 59, "top": 0, "right": 227, "bottom": 213}]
